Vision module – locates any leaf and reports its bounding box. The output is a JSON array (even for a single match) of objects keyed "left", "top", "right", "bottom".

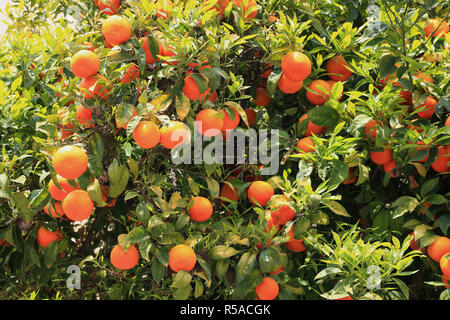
[
  {"left": 411, "top": 162, "right": 427, "bottom": 177},
  {"left": 108, "top": 160, "right": 130, "bottom": 198},
  {"left": 151, "top": 258, "right": 165, "bottom": 282},
  {"left": 87, "top": 132, "right": 104, "bottom": 177},
  {"left": 314, "top": 267, "right": 342, "bottom": 280},
  {"left": 29, "top": 188, "right": 51, "bottom": 211},
  {"left": 209, "top": 245, "right": 240, "bottom": 260},
  {"left": 149, "top": 94, "right": 172, "bottom": 112},
  {"left": 266, "top": 69, "right": 282, "bottom": 97},
  {"left": 294, "top": 217, "right": 311, "bottom": 238},
  {"left": 175, "top": 94, "right": 190, "bottom": 121},
  {"left": 87, "top": 179, "right": 108, "bottom": 207},
  {"left": 135, "top": 202, "right": 151, "bottom": 226},
  {"left": 308, "top": 105, "right": 339, "bottom": 128},
  {"left": 115, "top": 103, "right": 136, "bottom": 129},
  {"left": 380, "top": 54, "right": 398, "bottom": 79},
  {"left": 420, "top": 178, "right": 439, "bottom": 197},
  {"left": 173, "top": 285, "right": 192, "bottom": 300},
  {"left": 392, "top": 196, "right": 419, "bottom": 219},
  {"left": 438, "top": 214, "right": 450, "bottom": 235},
  {"left": 194, "top": 279, "right": 204, "bottom": 298},
  {"left": 309, "top": 211, "right": 330, "bottom": 225},
  {"left": 215, "top": 258, "right": 230, "bottom": 280},
  {"left": 206, "top": 177, "right": 220, "bottom": 197},
  {"left": 171, "top": 270, "right": 192, "bottom": 288},
  {"left": 139, "top": 238, "right": 152, "bottom": 262},
  {"left": 43, "top": 241, "right": 58, "bottom": 267},
  {"left": 424, "top": 194, "right": 447, "bottom": 205},
  {"left": 323, "top": 200, "right": 350, "bottom": 217},
  {"left": 127, "top": 226, "right": 149, "bottom": 243},
  {"left": 118, "top": 234, "right": 131, "bottom": 252},
  {"left": 11, "top": 192, "right": 35, "bottom": 223},
  {"left": 236, "top": 252, "right": 257, "bottom": 282}
]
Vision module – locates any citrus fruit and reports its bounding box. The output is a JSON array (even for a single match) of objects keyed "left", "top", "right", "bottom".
[
  {"left": 70, "top": 50, "right": 100, "bottom": 78},
  {"left": 255, "top": 277, "right": 279, "bottom": 300},
  {"left": 188, "top": 197, "right": 213, "bottom": 222},
  {"left": 37, "top": 227, "right": 62, "bottom": 248},
  {"left": 110, "top": 244, "right": 139, "bottom": 270},
  {"left": 370, "top": 147, "right": 393, "bottom": 165},
  {"left": 278, "top": 73, "right": 303, "bottom": 94},
  {"left": 326, "top": 55, "right": 353, "bottom": 81},
  {"left": 53, "top": 146, "right": 88, "bottom": 180},
  {"left": 296, "top": 137, "right": 315, "bottom": 153},
  {"left": 427, "top": 236, "right": 450, "bottom": 262},
  {"left": 48, "top": 175, "right": 79, "bottom": 201},
  {"left": 101, "top": 15, "right": 131, "bottom": 46},
  {"left": 159, "top": 121, "right": 190, "bottom": 149},
  {"left": 62, "top": 190, "right": 94, "bottom": 221},
  {"left": 195, "top": 109, "right": 224, "bottom": 137},
  {"left": 281, "top": 51, "right": 312, "bottom": 82},
  {"left": 169, "top": 244, "right": 197, "bottom": 272},
  {"left": 132, "top": 121, "right": 161, "bottom": 149},
  {"left": 247, "top": 181, "right": 274, "bottom": 206},
  {"left": 306, "top": 80, "right": 331, "bottom": 105}
]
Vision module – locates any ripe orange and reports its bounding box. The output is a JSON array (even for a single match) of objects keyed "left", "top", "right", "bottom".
[
  {"left": 37, "top": 226, "right": 62, "bottom": 248},
  {"left": 132, "top": 121, "right": 161, "bottom": 149},
  {"left": 221, "top": 108, "right": 240, "bottom": 131},
  {"left": 261, "top": 63, "right": 273, "bottom": 79},
  {"left": 198, "top": 88, "right": 217, "bottom": 104},
  {"left": 110, "top": 244, "right": 139, "bottom": 270},
  {"left": 299, "top": 114, "right": 325, "bottom": 136},
  {"left": 59, "top": 122, "right": 75, "bottom": 140},
  {"left": 278, "top": 73, "right": 303, "bottom": 94},
  {"left": 443, "top": 275, "right": 450, "bottom": 289},
  {"left": 195, "top": 109, "right": 224, "bottom": 137},
  {"left": 364, "top": 119, "right": 378, "bottom": 139},
  {"left": 255, "top": 277, "right": 279, "bottom": 300},
  {"left": 76, "top": 105, "right": 94, "bottom": 128},
  {"left": 416, "top": 72, "right": 434, "bottom": 84},
  {"left": 267, "top": 195, "right": 295, "bottom": 225},
  {"left": 431, "top": 145, "right": 450, "bottom": 173},
  {"left": 445, "top": 116, "right": 450, "bottom": 127},
  {"left": 169, "top": 244, "right": 197, "bottom": 272},
  {"left": 102, "top": 15, "right": 131, "bottom": 46},
  {"left": 183, "top": 74, "right": 208, "bottom": 101},
  {"left": 326, "top": 55, "right": 353, "bottom": 81},
  {"left": 306, "top": 80, "right": 331, "bottom": 105},
  {"left": 232, "top": 0, "right": 258, "bottom": 21},
  {"left": 220, "top": 183, "right": 240, "bottom": 202},
  {"left": 370, "top": 147, "right": 393, "bottom": 165},
  {"left": 48, "top": 175, "right": 79, "bottom": 201},
  {"left": 44, "top": 202, "right": 65, "bottom": 218},
  {"left": 207, "top": 0, "right": 230, "bottom": 19},
  {"left": 95, "top": 0, "right": 120, "bottom": 15},
  {"left": 159, "top": 121, "right": 190, "bottom": 149},
  {"left": 342, "top": 167, "right": 357, "bottom": 184},
  {"left": 244, "top": 108, "right": 257, "bottom": 127},
  {"left": 188, "top": 197, "right": 213, "bottom": 222},
  {"left": 79, "top": 74, "right": 111, "bottom": 99},
  {"left": 424, "top": 19, "right": 449, "bottom": 38},
  {"left": 53, "top": 146, "right": 88, "bottom": 180},
  {"left": 427, "top": 236, "right": 450, "bottom": 262},
  {"left": 440, "top": 253, "right": 450, "bottom": 277},
  {"left": 254, "top": 87, "right": 271, "bottom": 106},
  {"left": 70, "top": 50, "right": 100, "bottom": 78},
  {"left": 337, "top": 296, "right": 353, "bottom": 300},
  {"left": 141, "top": 37, "right": 163, "bottom": 65},
  {"left": 247, "top": 181, "right": 274, "bottom": 206},
  {"left": 285, "top": 226, "right": 306, "bottom": 252},
  {"left": 281, "top": 51, "right": 312, "bottom": 82},
  {"left": 383, "top": 160, "right": 396, "bottom": 177},
  {"left": 415, "top": 96, "right": 437, "bottom": 119},
  {"left": 63, "top": 190, "right": 94, "bottom": 221},
  {"left": 296, "top": 137, "right": 315, "bottom": 153},
  {"left": 118, "top": 64, "right": 139, "bottom": 83}
]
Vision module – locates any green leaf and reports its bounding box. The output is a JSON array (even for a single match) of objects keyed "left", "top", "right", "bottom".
[
  {"left": 43, "top": 241, "right": 58, "bottom": 267},
  {"left": 420, "top": 178, "right": 439, "bottom": 197},
  {"left": 175, "top": 94, "right": 190, "bottom": 121},
  {"left": 87, "top": 132, "right": 104, "bottom": 177},
  {"left": 118, "top": 234, "right": 131, "bottom": 253},
  {"left": 206, "top": 177, "right": 220, "bottom": 197},
  {"left": 380, "top": 54, "right": 398, "bottom": 79},
  {"left": 173, "top": 284, "right": 192, "bottom": 300},
  {"left": 438, "top": 214, "right": 450, "bottom": 235},
  {"left": 424, "top": 194, "right": 447, "bottom": 205},
  {"left": 171, "top": 270, "right": 192, "bottom": 288},
  {"left": 294, "top": 217, "right": 311, "bottom": 238},
  {"left": 309, "top": 211, "right": 330, "bottom": 225},
  {"left": 215, "top": 258, "right": 229, "bottom": 280},
  {"left": 323, "top": 200, "right": 350, "bottom": 217},
  {"left": 11, "top": 192, "right": 35, "bottom": 223},
  {"left": 194, "top": 279, "right": 204, "bottom": 298},
  {"left": 151, "top": 258, "right": 165, "bottom": 282},
  {"left": 127, "top": 226, "right": 149, "bottom": 243},
  {"left": 29, "top": 188, "right": 51, "bottom": 211},
  {"left": 266, "top": 69, "right": 282, "bottom": 97},
  {"left": 209, "top": 245, "right": 240, "bottom": 260},
  {"left": 108, "top": 160, "right": 130, "bottom": 198},
  {"left": 139, "top": 238, "right": 152, "bottom": 262},
  {"left": 307, "top": 105, "right": 339, "bottom": 128},
  {"left": 314, "top": 267, "right": 342, "bottom": 280},
  {"left": 87, "top": 179, "right": 108, "bottom": 207},
  {"left": 440, "top": 289, "right": 450, "bottom": 300},
  {"left": 115, "top": 103, "right": 135, "bottom": 129},
  {"left": 393, "top": 278, "right": 410, "bottom": 300},
  {"left": 236, "top": 252, "right": 257, "bottom": 282},
  {"left": 392, "top": 196, "right": 419, "bottom": 219},
  {"left": 135, "top": 202, "right": 151, "bottom": 226}
]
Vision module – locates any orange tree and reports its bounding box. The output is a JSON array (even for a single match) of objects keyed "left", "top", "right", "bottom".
[{"left": 0, "top": 0, "right": 449, "bottom": 300}]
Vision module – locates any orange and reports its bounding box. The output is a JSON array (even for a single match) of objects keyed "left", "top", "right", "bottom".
[
  {"left": 370, "top": 148, "right": 393, "bottom": 165},
  {"left": 415, "top": 96, "right": 437, "bottom": 119},
  {"left": 198, "top": 88, "right": 217, "bottom": 104},
  {"left": 424, "top": 19, "right": 449, "bottom": 38},
  {"left": 247, "top": 181, "right": 274, "bottom": 206},
  {"left": 159, "top": 121, "right": 190, "bottom": 149},
  {"left": 110, "top": 244, "right": 139, "bottom": 270},
  {"left": 169, "top": 244, "right": 197, "bottom": 272},
  {"left": 70, "top": 50, "right": 100, "bottom": 78},
  {"left": 244, "top": 108, "right": 257, "bottom": 127},
  {"left": 101, "top": 15, "right": 131, "bottom": 46},
  {"left": 299, "top": 113, "right": 325, "bottom": 136},
  {"left": 416, "top": 72, "right": 434, "bottom": 84},
  {"left": 427, "top": 236, "right": 450, "bottom": 262},
  {"left": 281, "top": 51, "right": 312, "bottom": 82},
  {"left": 285, "top": 226, "right": 306, "bottom": 252},
  {"left": 59, "top": 122, "right": 74, "bottom": 140},
  {"left": 445, "top": 116, "right": 450, "bottom": 127},
  {"left": 255, "top": 277, "right": 279, "bottom": 300},
  {"left": 409, "top": 232, "right": 422, "bottom": 251},
  {"left": 132, "top": 121, "right": 161, "bottom": 149},
  {"left": 195, "top": 109, "right": 224, "bottom": 137},
  {"left": 79, "top": 74, "right": 111, "bottom": 99},
  {"left": 220, "top": 183, "right": 240, "bottom": 202},
  {"left": 221, "top": 108, "right": 240, "bottom": 131},
  {"left": 306, "top": 80, "right": 331, "bottom": 105},
  {"left": 326, "top": 55, "right": 353, "bottom": 81},
  {"left": 63, "top": 190, "right": 94, "bottom": 221},
  {"left": 44, "top": 201, "right": 65, "bottom": 218},
  {"left": 141, "top": 37, "right": 163, "bottom": 65},
  {"left": 207, "top": 0, "right": 230, "bottom": 19},
  {"left": 431, "top": 145, "right": 450, "bottom": 173},
  {"left": 232, "top": 0, "right": 258, "bottom": 21},
  {"left": 53, "top": 146, "right": 88, "bottom": 180},
  {"left": 269, "top": 265, "right": 283, "bottom": 275},
  {"left": 278, "top": 73, "right": 303, "bottom": 94},
  {"left": 337, "top": 296, "right": 353, "bottom": 300},
  {"left": 443, "top": 275, "right": 450, "bottom": 289},
  {"left": 37, "top": 226, "right": 62, "bottom": 248},
  {"left": 76, "top": 105, "right": 94, "bottom": 128},
  {"left": 264, "top": 210, "right": 280, "bottom": 234},
  {"left": 364, "top": 119, "right": 378, "bottom": 139},
  {"left": 118, "top": 64, "right": 139, "bottom": 83},
  {"left": 48, "top": 175, "right": 79, "bottom": 201},
  {"left": 267, "top": 195, "right": 295, "bottom": 225},
  {"left": 183, "top": 74, "right": 208, "bottom": 101},
  {"left": 383, "top": 160, "right": 396, "bottom": 177},
  {"left": 261, "top": 63, "right": 273, "bottom": 79},
  {"left": 95, "top": 0, "right": 120, "bottom": 15},
  {"left": 342, "top": 167, "right": 357, "bottom": 184},
  {"left": 162, "top": 45, "right": 178, "bottom": 65},
  {"left": 188, "top": 196, "right": 213, "bottom": 222},
  {"left": 440, "top": 253, "right": 450, "bottom": 277},
  {"left": 254, "top": 87, "right": 271, "bottom": 106},
  {"left": 296, "top": 137, "right": 315, "bottom": 153}
]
